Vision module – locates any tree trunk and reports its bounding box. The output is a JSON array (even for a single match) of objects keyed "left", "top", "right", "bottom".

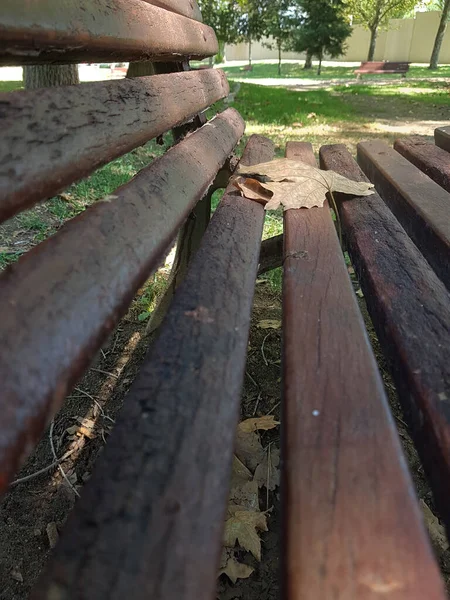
[
  {"left": 278, "top": 41, "right": 282, "bottom": 76},
  {"left": 23, "top": 65, "right": 79, "bottom": 90},
  {"left": 429, "top": 0, "right": 450, "bottom": 69},
  {"left": 317, "top": 52, "right": 323, "bottom": 76},
  {"left": 126, "top": 61, "right": 156, "bottom": 78},
  {"left": 303, "top": 50, "right": 313, "bottom": 70},
  {"left": 248, "top": 38, "right": 252, "bottom": 68},
  {"left": 368, "top": 26, "right": 378, "bottom": 61},
  {"left": 216, "top": 40, "right": 226, "bottom": 64}
]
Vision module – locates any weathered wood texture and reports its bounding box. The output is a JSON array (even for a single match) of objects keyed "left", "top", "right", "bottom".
[
  {"left": 394, "top": 137, "right": 450, "bottom": 193},
  {"left": 282, "top": 141, "right": 446, "bottom": 600},
  {"left": 435, "top": 126, "right": 450, "bottom": 153},
  {"left": 320, "top": 144, "right": 450, "bottom": 541},
  {"left": 358, "top": 140, "right": 450, "bottom": 290},
  {"left": 33, "top": 135, "right": 274, "bottom": 600},
  {"left": 0, "top": 69, "right": 229, "bottom": 223},
  {"left": 0, "top": 109, "right": 244, "bottom": 494},
  {"left": 0, "top": 0, "right": 218, "bottom": 65},
  {"left": 143, "top": 0, "right": 202, "bottom": 20},
  {"left": 258, "top": 234, "right": 283, "bottom": 275}
]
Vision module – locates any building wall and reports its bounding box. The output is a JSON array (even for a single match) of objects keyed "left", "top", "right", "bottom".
[{"left": 225, "top": 11, "right": 450, "bottom": 63}]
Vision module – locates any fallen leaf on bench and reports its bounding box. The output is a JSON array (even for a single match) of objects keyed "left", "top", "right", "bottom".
[
  {"left": 254, "top": 447, "right": 280, "bottom": 490},
  {"left": 236, "top": 159, "right": 374, "bottom": 211},
  {"left": 223, "top": 509, "right": 268, "bottom": 560},
  {"left": 219, "top": 549, "right": 254, "bottom": 583},
  {"left": 257, "top": 319, "right": 281, "bottom": 330}
]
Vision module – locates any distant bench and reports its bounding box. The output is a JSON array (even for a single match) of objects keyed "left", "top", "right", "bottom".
[{"left": 355, "top": 61, "right": 410, "bottom": 79}]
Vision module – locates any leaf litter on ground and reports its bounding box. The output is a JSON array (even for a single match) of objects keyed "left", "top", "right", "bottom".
[
  {"left": 234, "top": 158, "right": 374, "bottom": 211},
  {"left": 221, "top": 415, "right": 280, "bottom": 583}
]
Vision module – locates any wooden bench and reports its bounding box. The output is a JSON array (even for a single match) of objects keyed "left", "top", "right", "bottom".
[
  {"left": 0, "top": 2, "right": 450, "bottom": 599},
  {"left": 355, "top": 60, "right": 410, "bottom": 79}
]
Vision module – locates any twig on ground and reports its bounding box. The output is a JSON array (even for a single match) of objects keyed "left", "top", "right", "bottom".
[
  {"left": 74, "top": 387, "right": 115, "bottom": 423},
  {"left": 267, "top": 400, "right": 281, "bottom": 415},
  {"left": 49, "top": 420, "right": 80, "bottom": 498},
  {"left": 253, "top": 391, "right": 262, "bottom": 416},
  {"left": 9, "top": 448, "right": 77, "bottom": 487},
  {"left": 245, "top": 370, "right": 259, "bottom": 389},
  {"left": 100, "top": 349, "right": 107, "bottom": 359},
  {"left": 261, "top": 333, "right": 271, "bottom": 366},
  {"left": 90, "top": 367, "right": 118, "bottom": 379}
]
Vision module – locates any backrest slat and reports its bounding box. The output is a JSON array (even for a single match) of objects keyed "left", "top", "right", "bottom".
[
  {"left": 32, "top": 135, "right": 275, "bottom": 600},
  {"left": 0, "top": 0, "right": 217, "bottom": 66},
  {"left": 435, "top": 126, "right": 450, "bottom": 153},
  {"left": 394, "top": 137, "right": 450, "bottom": 193},
  {"left": 0, "top": 69, "right": 229, "bottom": 223},
  {"left": 0, "top": 109, "right": 244, "bottom": 492}
]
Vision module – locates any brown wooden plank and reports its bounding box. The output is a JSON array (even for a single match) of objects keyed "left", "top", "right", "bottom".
[
  {"left": 320, "top": 143, "right": 450, "bottom": 542},
  {"left": 0, "top": 69, "right": 229, "bottom": 223},
  {"left": 0, "top": 0, "right": 218, "bottom": 66},
  {"left": 143, "top": 0, "right": 203, "bottom": 20},
  {"left": 358, "top": 140, "right": 450, "bottom": 290},
  {"left": 33, "top": 135, "right": 275, "bottom": 600},
  {"left": 0, "top": 108, "right": 244, "bottom": 493},
  {"left": 283, "top": 141, "right": 446, "bottom": 599},
  {"left": 394, "top": 137, "right": 450, "bottom": 193},
  {"left": 435, "top": 126, "right": 450, "bottom": 153},
  {"left": 258, "top": 234, "right": 283, "bottom": 275}
]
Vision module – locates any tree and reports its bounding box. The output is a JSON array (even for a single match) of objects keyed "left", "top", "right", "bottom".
[
  {"left": 237, "top": 0, "right": 271, "bottom": 67},
  {"left": 23, "top": 65, "right": 79, "bottom": 90},
  {"left": 344, "top": 0, "right": 416, "bottom": 61},
  {"left": 288, "top": 0, "right": 351, "bottom": 75},
  {"left": 198, "top": 0, "right": 241, "bottom": 63},
  {"left": 428, "top": 0, "right": 450, "bottom": 69},
  {"left": 264, "top": 0, "right": 302, "bottom": 75}
]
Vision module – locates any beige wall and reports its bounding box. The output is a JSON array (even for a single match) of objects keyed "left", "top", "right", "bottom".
[{"left": 225, "top": 11, "right": 450, "bottom": 63}]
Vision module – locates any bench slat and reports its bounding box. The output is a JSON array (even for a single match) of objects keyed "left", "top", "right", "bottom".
[
  {"left": 0, "top": 108, "right": 244, "bottom": 492},
  {"left": 358, "top": 140, "right": 450, "bottom": 290},
  {"left": 143, "top": 0, "right": 203, "bottom": 21},
  {"left": 32, "top": 135, "right": 275, "bottom": 600},
  {"left": 435, "top": 126, "right": 450, "bottom": 153},
  {"left": 283, "top": 141, "right": 446, "bottom": 599},
  {"left": 0, "top": 0, "right": 217, "bottom": 66},
  {"left": 320, "top": 144, "right": 450, "bottom": 542},
  {"left": 394, "top": 137, "right": 450, "bottom": 193},
  {"left": 0, "top": 69, "right": 229, "bottom": 223}
]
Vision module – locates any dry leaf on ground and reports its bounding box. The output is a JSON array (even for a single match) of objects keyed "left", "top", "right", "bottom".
[
  {"left": 223, "top": 510, "right": 268, "bottom": 561},
  {"left": 254, "top": 447, "right": 280, "bottom": 490},
  {"left": 235, "top": 159, "right": 374, "bottom": 211},
  {"left": 239, "top": 415, "right": 279, "bottom": 433},
  {"left": 257, "top": 319, "right": 282, "bottom": 330},
  {"left": 219, "top": 549, "right": 254, "bottom": 584},
  {"left": 229, "top": 456, "right": 259, "bottom": 511},
  {"left": 420, "top": 500, "right": 449, "bottom": 551},
  {"left": 235, "top": 416, "right": 279, "bottom": 471}
]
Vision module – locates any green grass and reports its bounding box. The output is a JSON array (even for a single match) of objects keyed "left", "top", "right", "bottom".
[
  {"left": 222, "top": 62, "right": 450, "bottom": 81},
  {"left": 0, "top": 81, "right": 23, "bottom": 92}
]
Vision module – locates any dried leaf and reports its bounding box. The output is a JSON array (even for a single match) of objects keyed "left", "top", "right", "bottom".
[
  {"left": 233, "top": 177, "right": 272, "bottom": 205},
  {"left": 257, "top": 319, "right": 281, "bottom": 330},
  {"left": 229, "top": 456, "right": 259, "bottom": 511},
  {"left": 235, "top": 428, "right": 264, "bottom": 472},
  {"left": 254, "top": 447, "right": 280, "bottom": 490},
  {"left": 237, "top": 159, "right": 374, "bottom": 211},
  {"left": 420, "top": 500, "right": 449, "bottom": 551},
  {"left": 46, "top": 522, "right": 59, "bottom": 549},
  {"left": 219, "top": 549, "right": 254, "bottom": 584},
  {"left": 239, "top": 416, "right": 280, "bottom": 433},
  {"left": 223, "top": 510, "right": 268, "bottom": 560}
]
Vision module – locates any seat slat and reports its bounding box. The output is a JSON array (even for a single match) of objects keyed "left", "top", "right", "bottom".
[
  {"left": 0, "top": 108, "right": 244, "bottom": 493},
  {"left": 394, "top": 137, "right": 450, "bottom": 193},
  {"left": 143, "top": 0, "right": 203, "bottom": 21},
  {"left": 320, "top": 144, "right": 450, "bottom": 540},
  {"left": 358, "top": 140, "right": 450, "bottom": 290},
  {"left": 0, "top": 69, "right": 229, "bottom": 223},
  {"left": 435, "top": 126, "right": 450, "bottom": 152},
  {"left": 0, "top": 0, "right": 217, "bottom": 66},
  {"left": 282, "top": 141, "right": 446, "bottom": 599},
  {"left": 32, "top": 134, "right": 275, "bottom": 600}
]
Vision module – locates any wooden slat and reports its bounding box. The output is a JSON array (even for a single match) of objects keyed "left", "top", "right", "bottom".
[
  {"left": 394, "top": 137, "right": 450, "bottom": 193},
  {"left": 258, "top": 234, "right": 283, "bottom": 275},
  {"left": 283, "top": 141, "right": 446, "bottom": 599},
  {"left": 358, "top": 140, "right": 450, "bottom": 290},
  {"left": 320, "top": 143, "right": 450, "bottom": 542},
  {"left": 0, "top": 0, "right": 217, "bottom": 66},
  {"left": 0, "top": 108, "right": 244, "bottom": 493},
  {"left": 33, "top": 135, "right": 275, "bottom": 600},
  {"left": 0, "top": 69, "right": 229, "bottom": 223},
  {"left": 144, "top": 0, "right": 203, "bottom": 21},
  {"left": 435, "top": 126, "right": 450, "bottom": 153}
]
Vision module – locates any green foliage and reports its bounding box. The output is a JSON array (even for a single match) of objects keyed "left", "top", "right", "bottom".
[
  {"left": 344, "top": 0, "right": 417, "bottom": 30},
  {"left": 263, "top": 1, "right": 303, "bottom": 73},
  {"left": 198, "top": 0, "right": 241, "bottom": 54},
  {"left": 237, "top": 0, "right": 271, "bottom": 43},
  {"left": 288, "top": 0, "right": 352, "bottom": 73}
]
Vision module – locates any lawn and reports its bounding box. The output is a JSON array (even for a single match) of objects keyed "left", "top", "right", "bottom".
[{"left": 1, "top": 69, "right": 449, "bottom": 296}]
